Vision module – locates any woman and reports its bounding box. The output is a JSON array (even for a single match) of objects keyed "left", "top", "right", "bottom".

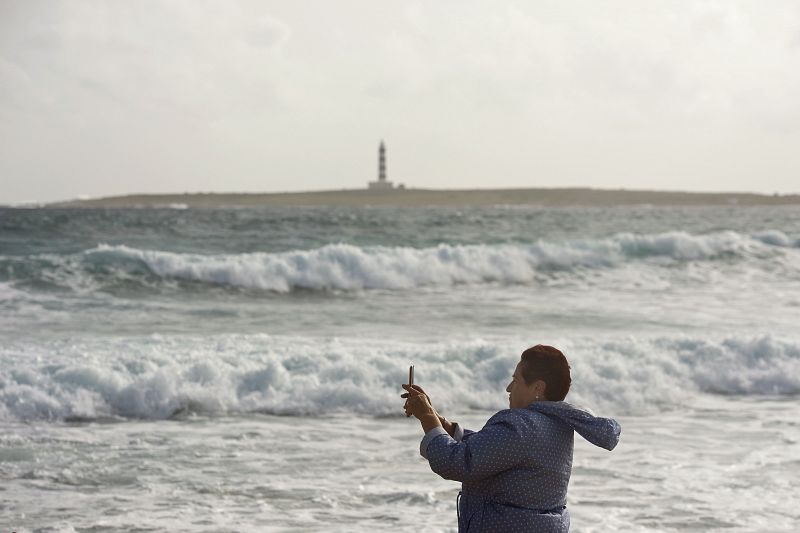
[{"left": 402, "top": 344, "right": 621, "bottom": 532}]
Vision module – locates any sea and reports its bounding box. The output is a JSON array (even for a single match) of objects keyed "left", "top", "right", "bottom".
[{"left": 1, "top": 205, "right": 799, "bottom": 532}]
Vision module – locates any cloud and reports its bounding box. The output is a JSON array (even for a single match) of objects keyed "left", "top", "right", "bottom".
[
  {"left": 243, "top": 16, "right": 290, "bottom": 49},
  {"left": 1, "top": 0, "right": 800, "bottom": 203}
]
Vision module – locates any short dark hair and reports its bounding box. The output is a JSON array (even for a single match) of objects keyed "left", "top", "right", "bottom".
[{"left": 520, "top": 345, "right": 571, "bottom": 401}]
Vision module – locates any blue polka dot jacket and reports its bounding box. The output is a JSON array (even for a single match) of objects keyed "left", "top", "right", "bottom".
[{"left": 420, "top": 401, "right": 621, "bottom": 532}]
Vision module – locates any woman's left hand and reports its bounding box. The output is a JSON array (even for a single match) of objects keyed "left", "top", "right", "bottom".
[{"left": 402, "top": 384, "right": 438, "bottom": 420}]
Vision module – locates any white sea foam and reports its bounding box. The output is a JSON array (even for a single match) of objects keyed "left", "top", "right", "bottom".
[
  {"left": 74, "top": 229, "right": 799, "bottom": 292},
  {"left": 0, "top": 281, "right": 24, "bottom": 301},
  {"left": 1, "top": 333, "right": 798, "bottom": 422}
]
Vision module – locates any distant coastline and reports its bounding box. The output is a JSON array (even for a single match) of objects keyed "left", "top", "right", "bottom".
[{"left": 43, "top": 187, "right": 800, "bottom": 208}]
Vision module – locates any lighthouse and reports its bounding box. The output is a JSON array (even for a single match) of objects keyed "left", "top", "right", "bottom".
[
  {"left": 378, "top": 141, "right": 386, "bottom": 182},
  {"left": 368, "top": 140, "right": 398, "bottom": 190}
]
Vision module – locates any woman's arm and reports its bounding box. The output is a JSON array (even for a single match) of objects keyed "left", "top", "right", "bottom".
[
  {"left": 438, "top": 415, "right": 456, "bottom": 438},
  {"left": 425, "top": 410, "right": 527, "bottom": 483}
]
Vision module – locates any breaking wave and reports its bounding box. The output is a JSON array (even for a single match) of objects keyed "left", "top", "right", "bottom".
[
  {"left": 1, "top": 229, "right": 798, "bottom": 295},
  {"left": 1, "top": 333, "right": 798, "bottom": 422}
]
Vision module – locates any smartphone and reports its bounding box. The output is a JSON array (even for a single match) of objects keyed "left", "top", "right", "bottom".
[{"left": 408, "top": 365, "right": 414, "bottom": 386}]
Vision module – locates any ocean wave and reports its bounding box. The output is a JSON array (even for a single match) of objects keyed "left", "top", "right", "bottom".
[
  {"left": 1, "top": 229, "right": 798, "bottom": 294},
  {"left": 1, "top": 333, "right": 798, "bottom": 422}
]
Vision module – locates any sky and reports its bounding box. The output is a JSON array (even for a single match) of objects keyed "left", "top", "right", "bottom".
[{"left": 1, "top": 0, "right": 800, "bottom": 204}]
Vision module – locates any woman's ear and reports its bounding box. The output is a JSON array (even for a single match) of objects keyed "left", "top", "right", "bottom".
[{"left": 534, "top": 380, "right": 547, "bottom": 399}]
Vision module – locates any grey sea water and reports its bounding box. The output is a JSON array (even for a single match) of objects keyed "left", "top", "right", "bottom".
[{"left": 1, "top": 205, "right": 799, "bottom": 532}]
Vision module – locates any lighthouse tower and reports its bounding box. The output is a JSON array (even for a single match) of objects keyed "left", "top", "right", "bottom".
[
  {"left": 378, "top": 141, "right": 386, "bottom": 182},
  {"left": 368, "top": 140, "right": 395, "bottom": 190}
]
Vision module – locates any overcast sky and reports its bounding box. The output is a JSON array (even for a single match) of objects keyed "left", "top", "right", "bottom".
[{"left": 2, "top": 0, "right": 800, "bottom": 204}]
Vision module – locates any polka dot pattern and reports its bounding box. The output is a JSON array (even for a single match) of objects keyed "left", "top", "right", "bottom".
[{"left": 423, "top": 401, "right": 621, "bottom": 532}]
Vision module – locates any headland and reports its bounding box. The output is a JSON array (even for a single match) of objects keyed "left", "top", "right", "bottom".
[{"left": 46, "top": 187, "right": 800, "bottom": 208}]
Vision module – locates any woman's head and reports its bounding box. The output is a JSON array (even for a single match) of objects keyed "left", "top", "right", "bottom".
[{"left": 506, "top": 345, "right": 571, "bottom": 408}]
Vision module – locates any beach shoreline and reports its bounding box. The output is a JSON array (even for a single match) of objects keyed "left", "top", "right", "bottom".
[{"left": 43, "top": 187, "right": 800, "bottom": 208}]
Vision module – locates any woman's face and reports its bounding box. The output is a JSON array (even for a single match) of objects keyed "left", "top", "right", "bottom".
[{"left": 506, "top": 362, "right": 544, "bottom": 409}]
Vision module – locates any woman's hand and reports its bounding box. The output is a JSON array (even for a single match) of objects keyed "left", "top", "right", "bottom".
[
  {"left": 402, "top": 384, "right": 436, "bottom": 418},
  {"left": 401, "top": 384, "right": 433, "bottom": 417},
  {"left": 402, "top": 384, "right": 442, "bottom": 432},
  {"left": 401, "top": 384, "right": 457, "bottom": 437}
]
